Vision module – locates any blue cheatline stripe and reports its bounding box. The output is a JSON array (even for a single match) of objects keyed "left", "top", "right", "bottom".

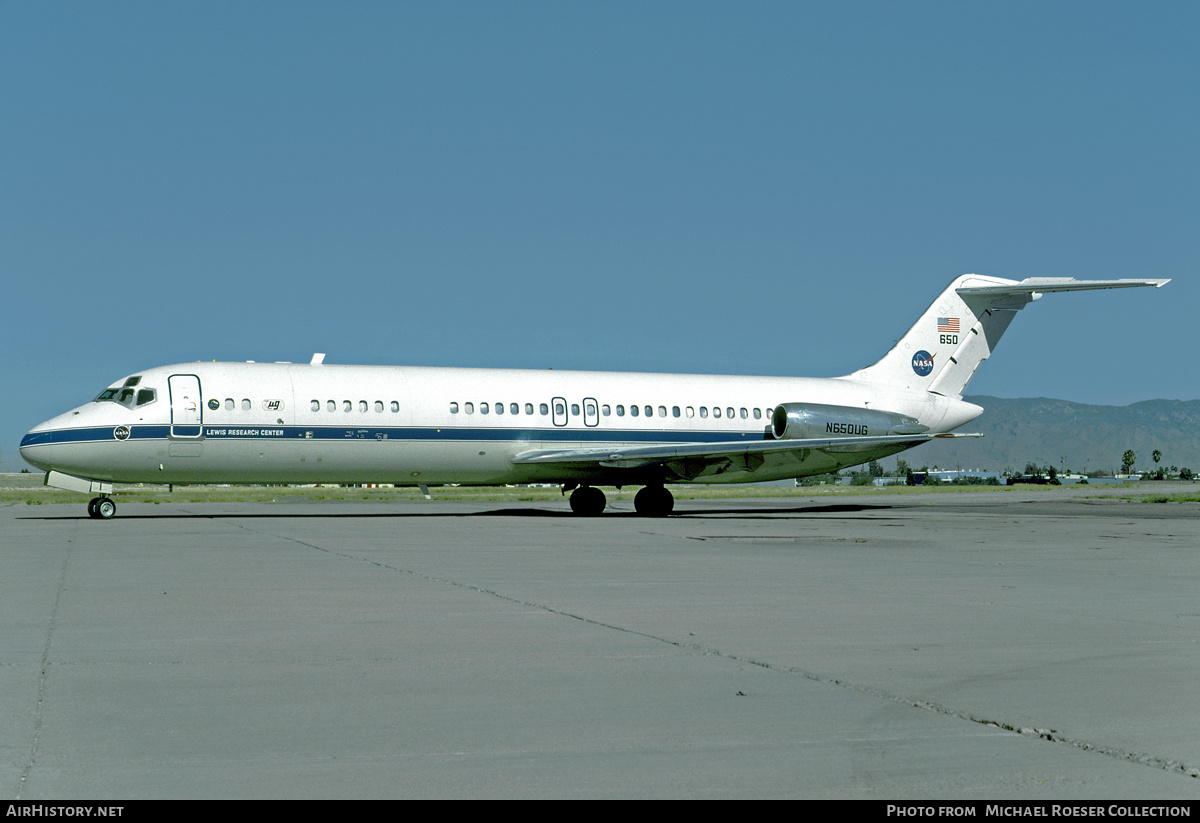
[
  {"left": 22, "top": 426, "right": 169, "bottom": 447},
  {"left": 22, "top": 424, "right": 770, "bottom": 448}
]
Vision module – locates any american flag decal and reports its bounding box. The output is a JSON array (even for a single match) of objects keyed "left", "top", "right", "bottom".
[{"left": 937, "top": 317, "right": 959, "bottom": 333}]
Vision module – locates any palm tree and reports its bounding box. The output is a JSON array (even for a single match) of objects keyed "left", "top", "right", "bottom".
[{"left": 1122, "top": 450, "right": 1137, "bottom": 475}]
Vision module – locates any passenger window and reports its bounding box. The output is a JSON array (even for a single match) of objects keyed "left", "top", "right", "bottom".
[
  {"left": 657, "top": 406, "right": 666, "bottom": 417},
  {"left": 740, "top": 408, "right": 748, "bottom": 419},
  {"left": 495, "top": 402, "right": 504, "bottom": 415},
  {"left": 342, "top": 400, "right": 351, "bottom": 412},
  {"left": 539, "top": 403, "right": 549, "bottom": 415},
  {"left": 571, "top": 403, "right": 580, "bottom": 415},
  {"left": 391, "top": 401, "right": 399, "bottom": 413},
  {"left": 450, "top": 402, "right": 459, "bottom": 414},
  {"left": 327, "top": 400, "right": 335, "bottom": 412},
  {"left": 242, "top": 399, "right": 252, "bottom": 411},
  {"left": 727, "top": 407, "right": 735, "bottom": 419},
  {"left": 700, "top": 407, "right": 708, "bottom": 418},
  {"left": 616, "top": 405, "right": 625, "bottom": 417},
  {"left": 374, "top": 400, "right": 384, "bottom": 413},
  {"left": 630, "top": 405, "right": 639, "bottom": 417},
  {"left": 511, "top": 403, "right": 519, "bottom": 415},
  {"left": 465, "top": 402, "right": 474, "bottom": 414},
  {"left": 525, "top": 403, "right": 534, "bottom": 415},
  {"left": 753, "top": 408, "right": 762, "bottom": 419},
  {"left": 672, "top": 406, "right": 680, "bottom": 418},
  {"left": 644, "top": 405, "right": 653, "bottom": 418},
  {"left": 311, "top": 400, "right": 320, "bottom": 412},
  {"left": 554, "top": 402, "right": 565, "bottom": 415},
  {"left": 480, "top": 403, "right": 489, "bottom": 414},
  {"left": 686, "top": 406, "right": 694, "bottom": 418},
  {"left": 226, "top": 398, "right": 235, "bottom": 411},
  {"left": 358, "top": 400, "right": 368, "bottom": 413},
  {"left": 601, "top": 405, "right": 610, "bottom": 416},
  {"left": 713, "top": 407, "right": 721, "bottom": 418}
]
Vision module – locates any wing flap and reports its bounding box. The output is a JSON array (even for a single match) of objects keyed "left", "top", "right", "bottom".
[{"left": 512, "top": 432, "right": 980, "bottom": 471}]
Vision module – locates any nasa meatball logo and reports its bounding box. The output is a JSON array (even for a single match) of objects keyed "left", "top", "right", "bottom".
[
  {"left": 113, "top": 425, "right": 131, "bottom": 441},
  {"left": 208, "top": 399, "right": 220, "bottom": 410},
  {"left": 911, "top": 350, "right": 935, "bottom": 377}
]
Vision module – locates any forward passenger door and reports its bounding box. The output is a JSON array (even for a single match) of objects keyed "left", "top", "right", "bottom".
[{"left": 168, "top": 374, "right": 203, "bottom": 438}]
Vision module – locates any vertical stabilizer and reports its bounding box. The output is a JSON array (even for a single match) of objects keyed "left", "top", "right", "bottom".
[{"left": 843, "top": 275, "right": 1168, "bottom": 399}]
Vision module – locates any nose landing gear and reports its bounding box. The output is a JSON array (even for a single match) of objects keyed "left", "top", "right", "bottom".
[{"left": 87, "top": 497, "right": 116, "bottom": 519}]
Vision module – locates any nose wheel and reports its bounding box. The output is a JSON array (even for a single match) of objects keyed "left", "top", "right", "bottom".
[{"left": 87, "top": 497, "right": 116, "bottom": 520}]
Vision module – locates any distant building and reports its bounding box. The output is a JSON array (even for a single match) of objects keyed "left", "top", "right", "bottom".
[{"left": 928, "top": 470, "right": 1000, "bottom": 483}]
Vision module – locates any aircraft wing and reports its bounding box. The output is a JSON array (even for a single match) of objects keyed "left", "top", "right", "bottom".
[{"left": 512, "top": 432, "right": 980, "bottom": 475}]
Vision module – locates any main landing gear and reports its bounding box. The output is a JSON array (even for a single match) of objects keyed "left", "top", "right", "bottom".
[
  {"left": 633, "top": 485, "right": 674, "bottom": 517},
  {"left": 87, "top": 497, "right": 116, "bottom": 520},
  {"left": 568, "top": 485, "right": 607, "bottom": 516},
  {"left": 566, "top": 484, "right": 675, "bottom": 517}
]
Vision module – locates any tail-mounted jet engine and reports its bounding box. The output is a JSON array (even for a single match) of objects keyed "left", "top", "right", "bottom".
[{"left": 771, "top": 402, "right": 929, "bottom": 441}]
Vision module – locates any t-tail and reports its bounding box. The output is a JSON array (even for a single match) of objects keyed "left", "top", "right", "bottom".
[{"left": 844, "top": 275, "right": 1169, "bottom": 399}]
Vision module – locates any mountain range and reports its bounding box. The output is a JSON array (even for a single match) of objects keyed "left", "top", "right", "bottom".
[{"left": 900, "top": 396, "right": 1200, "bottom": 476}]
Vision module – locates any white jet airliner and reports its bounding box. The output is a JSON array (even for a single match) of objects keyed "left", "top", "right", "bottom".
[{"left": 21, "top": 274, "right": 1167, "bottom": 519}]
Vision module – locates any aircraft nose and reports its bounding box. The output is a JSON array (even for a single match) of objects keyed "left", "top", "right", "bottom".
[{"left": 20, "top": 418, "right": 60, "bottom": 470}]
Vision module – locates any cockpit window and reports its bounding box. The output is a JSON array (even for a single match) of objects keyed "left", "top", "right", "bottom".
[{"left": 95, "top": 377, "right": 151, "bottom": 409}]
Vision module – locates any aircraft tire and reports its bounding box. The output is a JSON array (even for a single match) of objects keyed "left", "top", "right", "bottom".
[
  {"left": 95, "top": 498, "right": 116, "bottom": 520},
  {"left": 634, "top": 486, "right": 674, "bottom": 517},
  {"left": 87, "top": 498, "right": 99, "bottom": 518},
  {"left": 569, "top": 486, "right": 606, "bottom": 516}
]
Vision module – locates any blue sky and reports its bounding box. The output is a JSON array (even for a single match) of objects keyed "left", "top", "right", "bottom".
[{"left": 4, "top": 1, "right": 1196, "bottom": 470}]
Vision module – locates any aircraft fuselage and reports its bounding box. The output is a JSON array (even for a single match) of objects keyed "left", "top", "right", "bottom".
[{"left": 20, "top": 361, "right": 979, "bottom": 488}]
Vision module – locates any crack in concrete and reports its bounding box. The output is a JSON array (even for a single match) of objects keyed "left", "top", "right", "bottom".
[
  {"left": 17, "top": 521, "right": 75, "bottom": 800},
  {"left": 215, "top": 512, "right": 1200, "bottom": 784}
]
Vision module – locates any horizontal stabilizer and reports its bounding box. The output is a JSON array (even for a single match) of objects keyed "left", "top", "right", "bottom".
[{"left": 956, "top": 277, "right": 1169, "bottom": 297}]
